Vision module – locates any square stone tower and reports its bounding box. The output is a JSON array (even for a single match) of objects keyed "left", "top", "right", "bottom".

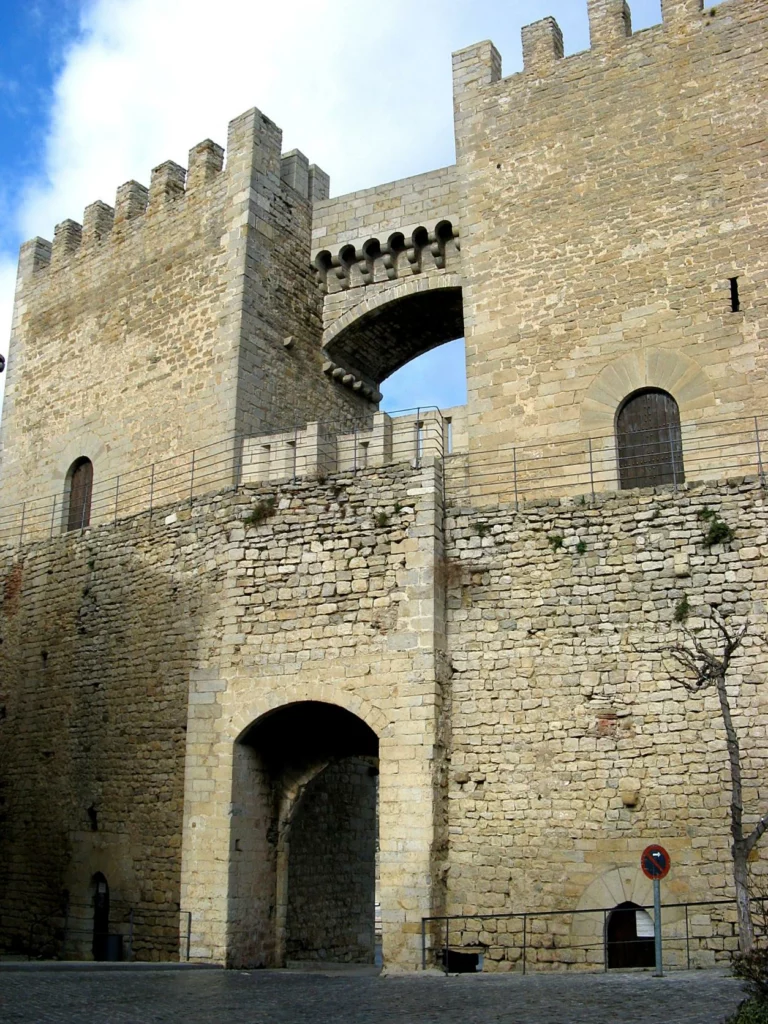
[
  {"left": 453, "top": 0, "right": 768, "bottom": 460},
  {"left": 0, "top": 110, "right": 368, "bottom": 526}
]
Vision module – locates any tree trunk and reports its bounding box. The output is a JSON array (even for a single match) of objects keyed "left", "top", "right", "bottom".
[
  {"left": 733, "top": 845, "right": 755, "bottom": 953},
  {"left": 715, "top": 671, "right": 754, "bottom": 952}
]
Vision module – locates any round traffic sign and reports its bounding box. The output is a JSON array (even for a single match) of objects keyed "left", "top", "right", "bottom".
[{"left": 641, "top": 844, "right": 671, "bottom": 880}]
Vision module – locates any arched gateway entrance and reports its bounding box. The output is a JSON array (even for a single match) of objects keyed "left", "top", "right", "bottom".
[{"left": 227, "top": 702, "right": 379, "bottom": 968}]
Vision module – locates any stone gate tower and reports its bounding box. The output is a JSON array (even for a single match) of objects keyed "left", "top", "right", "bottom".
[{"left": 0, "top": 0, "right": 766, "bottom": 973}]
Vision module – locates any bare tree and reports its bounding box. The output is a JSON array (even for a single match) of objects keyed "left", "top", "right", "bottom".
[{"left": 656, "top": 607, "right": 767, "bottom": 952}]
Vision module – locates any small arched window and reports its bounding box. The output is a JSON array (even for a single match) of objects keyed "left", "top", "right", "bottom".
[
  {"left": 67, "top": 457, "right": 93, "bottom": 531},
  {"left": 617, "top": 388, "right": 684, "bottom": 489}
]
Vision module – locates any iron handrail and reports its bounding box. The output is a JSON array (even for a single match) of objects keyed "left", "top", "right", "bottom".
[{"left": 421, "top": 896, "right": 768, "bottom": 974}]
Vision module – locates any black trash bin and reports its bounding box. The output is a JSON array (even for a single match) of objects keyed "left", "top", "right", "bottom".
[{"left": 105, "top": 934, "right": 123, "bottom": 962}]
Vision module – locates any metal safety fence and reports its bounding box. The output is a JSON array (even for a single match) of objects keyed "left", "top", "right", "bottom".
[
  {"left": 444, "top": 414, "right": 766, "bottom": 507},
  {"left": 421, "top": 897, "right": 768, "bottom": 974},
  {"left": 0, "top": 409, "right": 765, "bottom": 548},
  {"left": 0, "top": 406, "right": 448, "bottom": 547}
]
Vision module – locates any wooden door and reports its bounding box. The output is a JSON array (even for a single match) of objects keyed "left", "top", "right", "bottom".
[
  {"left": 67, "top": 458, "right": 93, "bottom": 531},
  {"left": 617, "top": 389, "right": 684, "bottom": 489}
]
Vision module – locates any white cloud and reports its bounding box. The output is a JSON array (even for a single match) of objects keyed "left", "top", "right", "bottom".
[
  {"left": 0, "top": 0, "right": 664, "bottom": 417},
  {"left": 16, "top": 0, "right": 472, "bottom": 240}
]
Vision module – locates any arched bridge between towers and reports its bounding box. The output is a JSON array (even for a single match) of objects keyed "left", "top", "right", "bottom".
[{"left": 310, "top": 164, "right": 464, "bottom": 397}]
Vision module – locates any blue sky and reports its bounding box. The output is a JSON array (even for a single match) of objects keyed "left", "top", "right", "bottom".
[
  {"left": 0, "top": 2, "right": 80, "bottom": 240},
  {"left": 0, "top": 0, "right": 665, "bottom": 419}
]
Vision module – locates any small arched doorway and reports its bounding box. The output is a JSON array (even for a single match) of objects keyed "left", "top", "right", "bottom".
[
  {"left": 92, "top": 873, "right": 109, "bottom": 961},
  {"left": 66, "top": 457, "right": 94, "bottom": 531},
  {"left": 227, "top": 701, "right": 379, "bottom": 969},
  {"left": 616, "top": 388, "right": 684, "bottom": 490},
  {"left": 606, "top": 901, "right": 655, "bottom": 969}
]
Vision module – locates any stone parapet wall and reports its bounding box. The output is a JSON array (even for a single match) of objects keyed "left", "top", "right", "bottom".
[{"left": 311, "top": 165, "right": 458, "bottom": 259}]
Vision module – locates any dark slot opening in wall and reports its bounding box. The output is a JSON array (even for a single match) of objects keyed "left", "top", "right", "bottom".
[{"left": 730, "top": 277, "right": 741, "bottom": 313}]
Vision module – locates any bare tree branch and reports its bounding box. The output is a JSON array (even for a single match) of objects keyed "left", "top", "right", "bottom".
[
  {"left": 652, "top": 604, "right": 764, "bottom": 952},
  {"left": 746, "top": 809, "right": 768, "bottom": 856}
]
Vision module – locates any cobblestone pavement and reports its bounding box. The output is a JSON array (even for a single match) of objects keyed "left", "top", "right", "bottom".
[{"left": 0, "top": 967, "right": 745, "bottom": 1024}]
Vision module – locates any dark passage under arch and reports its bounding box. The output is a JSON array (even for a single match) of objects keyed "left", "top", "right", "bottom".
[
  {"left": 617, "top": 388, "right": 684, "bottom": 490},
  {"left": 606, "top": 901, "right": 655, "bottom": 969},
  {"left": 92, "top": 873, "right": 109, "bottom": 961},
  {"left": 324, "top": 286, "right": 464, "bottom": 385},
  {"left": 228, "top": 702, "right": 379, "bottom": 969}
]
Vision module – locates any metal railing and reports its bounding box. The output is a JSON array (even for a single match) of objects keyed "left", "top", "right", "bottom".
[
  {"left": 422, "top": 897, "right": 768, "bottom": 974},
  {"left": 0, "top": 410, "right": 765, "bottom": 549},
  {"left": 0, "top": 407, "right": 446, "bottom": 548},
  {"left": 444, "top": 414, "right": 766, "bottom": 506}
]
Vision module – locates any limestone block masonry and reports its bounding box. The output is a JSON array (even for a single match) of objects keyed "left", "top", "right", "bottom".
[
  {"left": 1, "top": 469, "right": 766, "bottom": 967},
  {"left": 0, "top": 0, "right": 767, "bottom": 972}
]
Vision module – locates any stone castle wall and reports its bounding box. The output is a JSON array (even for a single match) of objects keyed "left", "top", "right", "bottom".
[
  {"left": 1, "top": 465, "right": 765, "bottom": 967},
  {"left": 0, "top": 512, "right": 198, "bottom": 959},
  {"left": 1, "top": 0, "right": 767, "bottom": 975},
  {"left": 443, "top": 475, "right": 768, "bottom": 969},
  {"left": 1, "top": 154, "right": 234, "bottom": 518},
  {"left": 0, "top": 463, "right": 447, "bottom": 965},
  {"left": 0, "top": 111, "right": 371, "bottom": 521}
]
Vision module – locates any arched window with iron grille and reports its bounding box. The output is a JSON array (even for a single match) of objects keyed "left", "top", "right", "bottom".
[
  {"left": 66, "top": 457, "right": 93, "bottom": 531},
  {"left": 616, "top": 388, "right": 684, "bottom": 490}
]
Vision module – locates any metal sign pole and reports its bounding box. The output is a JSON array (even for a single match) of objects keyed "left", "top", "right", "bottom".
[
  {"left": 641, "top": 843, "right": 670, "bottom": 979},
  {"left": 654, "top": 877, "right": 663, "bottom": 977}
]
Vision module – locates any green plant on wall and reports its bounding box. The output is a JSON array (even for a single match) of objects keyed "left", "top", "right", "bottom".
[
  {"left": 698, "top": 507, "right": 734, "bottom": 548},
  {"left": 548, "top": 534, "right": 564, "bottom": 552},
  {"left": 244, "top": 497, "right": 276, "bottom": 527},
  {"left": 674, "top": 595, "right": 690, "bottom": 624}
]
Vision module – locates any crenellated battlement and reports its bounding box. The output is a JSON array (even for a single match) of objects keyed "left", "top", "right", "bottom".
[
  {"left": 453, "top": 0, "right": 726, "bottom": 99},
  {"left": 18, "top": 113, "right": 329, "bottom": 279},
  {"left": 240, "top": 407, "right": 465, "bottom": 484},
  {"left": 3, "top": 103, "right": 351, "bottom": 526}
]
